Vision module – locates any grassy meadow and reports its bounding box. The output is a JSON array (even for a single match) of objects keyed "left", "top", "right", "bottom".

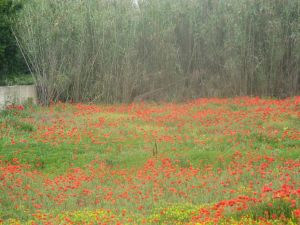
[{"left": 0, "top": 97, "right": 300, "bottom": 224}]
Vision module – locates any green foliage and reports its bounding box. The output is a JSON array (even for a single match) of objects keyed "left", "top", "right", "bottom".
[
  {"left": 0, "top": 73, "right": 34, "bottom": 85},
  {"left": 0, "top": 0, "right": 27, "bottom": 79},
  {"left": 14, "top": 0, "right": 300, "bottom": 104},
  {"left": 228, "top": 198, "right": 297, "bottom": 222}
]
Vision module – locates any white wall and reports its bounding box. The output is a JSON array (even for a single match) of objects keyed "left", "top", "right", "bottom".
[{"left": 0, "top": 85, "right": 37, "bottom": 109}]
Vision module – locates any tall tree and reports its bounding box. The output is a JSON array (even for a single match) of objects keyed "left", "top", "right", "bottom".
[{"left": 0, "top": 0, "right": 24, "bottom": 78}]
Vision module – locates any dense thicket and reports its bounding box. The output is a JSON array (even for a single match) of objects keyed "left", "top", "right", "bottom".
[
  {"left": 0, "top": 0, "right": 26, "bottom": 80},
  {"left": 15, "top": 0, "right": 300, "bottom": 104}
]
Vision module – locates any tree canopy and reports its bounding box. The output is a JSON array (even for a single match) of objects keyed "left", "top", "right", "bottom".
[{"left": 0, "top": 0, "right": 26, "bottom": 80}]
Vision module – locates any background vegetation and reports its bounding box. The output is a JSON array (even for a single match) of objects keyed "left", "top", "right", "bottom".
[
  {"left": 11, "top": 0, "right": 300, "bottom": 104},
  {"left": 0, "top": 0, "right": 29, "bottom": 85}
]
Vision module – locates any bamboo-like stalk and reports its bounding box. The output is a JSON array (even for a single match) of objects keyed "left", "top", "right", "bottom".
[{"left": 14, "top": 0, "right": 300, "bottom": 105}]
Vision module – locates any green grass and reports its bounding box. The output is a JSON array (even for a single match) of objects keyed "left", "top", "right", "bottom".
[
  {"left": 0, "top": 99, "right": 299, "bottom": 224},
  {"left": 227, "top": 198, "right": 297, "bottom": 222}
]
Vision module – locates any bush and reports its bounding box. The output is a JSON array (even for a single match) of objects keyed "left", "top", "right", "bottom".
[
  {"left": 0, "top": 73, "right": 34, "bottom": 86},
  {"left": 15, "top": 0, "right": 300, "bottom": 104},
  {"left": 0, "top": 0, "right": 27, "bottom": 78}
]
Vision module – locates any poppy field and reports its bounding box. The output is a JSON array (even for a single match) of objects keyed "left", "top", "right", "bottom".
[{"left": 0, "top": 97, "right": 300, "bottom": 224}]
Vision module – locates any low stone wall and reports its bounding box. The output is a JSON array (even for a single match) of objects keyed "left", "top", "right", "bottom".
[{"left": 0, "top": 85, "right": 37, "bottom": 109}]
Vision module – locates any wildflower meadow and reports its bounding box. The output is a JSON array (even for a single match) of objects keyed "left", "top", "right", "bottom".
[{"left": 0, "top": 97, "right": 299, "bottom": 224}]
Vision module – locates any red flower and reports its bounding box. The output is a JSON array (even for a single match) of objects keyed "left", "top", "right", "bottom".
[
  {"left": 294, "top": 209, "right": 300, "bottom": 218},
  {"left": 262, "top": 185, "right": 273, "bottom": 193}
]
